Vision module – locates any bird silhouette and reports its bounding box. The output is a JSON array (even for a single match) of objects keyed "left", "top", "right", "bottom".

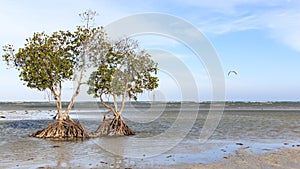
[{"left": 228, "top": 70, "right": 238, "bottom": 76}]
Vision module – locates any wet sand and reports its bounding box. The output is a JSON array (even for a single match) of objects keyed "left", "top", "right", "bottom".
[
  {"left": 182, "top": 147, "right": 300, "bottom": 169},
  {"left": 1, "top": 102, "right": 300, "bottom": 168}
]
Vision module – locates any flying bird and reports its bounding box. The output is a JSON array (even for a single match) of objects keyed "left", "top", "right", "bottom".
[{"left": 228, "top": 70, "right": 238, "bottom": 76}]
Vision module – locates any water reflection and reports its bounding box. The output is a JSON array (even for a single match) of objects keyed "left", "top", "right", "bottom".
[{"left": 52, "top": 141, "right": 71, "bottom": 168}]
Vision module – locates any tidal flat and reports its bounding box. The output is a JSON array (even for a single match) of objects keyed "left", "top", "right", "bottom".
[{"left": 1, "top": 102, "right": 300, "bottom": 168}]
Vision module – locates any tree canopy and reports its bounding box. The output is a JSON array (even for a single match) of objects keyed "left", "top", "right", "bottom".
[
  {"left": 88, "top": 38, "right": 158, "bottom": 115},
  {"left": 3, "top": 26, "right": 102, "bottom": 92}
]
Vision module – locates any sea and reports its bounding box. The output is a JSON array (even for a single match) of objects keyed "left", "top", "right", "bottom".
[{"left": 0, "top": 101, "right": 300, "bottom": 168}]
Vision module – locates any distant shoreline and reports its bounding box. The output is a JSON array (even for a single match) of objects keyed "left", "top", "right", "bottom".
[{"left": 1, "top": 101, "right": 300, "bottom": 111}]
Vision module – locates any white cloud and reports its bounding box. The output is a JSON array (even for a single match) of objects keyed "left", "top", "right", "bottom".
[
  {"left": 198, "top": 14, "right": 261, "bottom": 34},
  {"left": 175, "top": 0, "right": 295, "bottom": 13},
  {"left": 180, "top": 0, "right": 300, "bottom": 52},
  {"left": 262, "top": 10, "right": 300, "bottom": 51}
]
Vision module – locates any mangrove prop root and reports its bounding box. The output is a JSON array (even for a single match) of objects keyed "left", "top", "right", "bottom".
[
  {"left": 29, "top": 119, "right": 89, "bottom": 139},
  {"left": 90, "top": 116, "right": 134, "bottom": 137}
]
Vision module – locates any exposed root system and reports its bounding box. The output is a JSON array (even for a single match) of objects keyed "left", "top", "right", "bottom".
[
  {"left": 29, "top": 119, "right": 89, "bottom": 139},
  {"left": 90, "top": 116, "right": 134, "bottom": 137}
]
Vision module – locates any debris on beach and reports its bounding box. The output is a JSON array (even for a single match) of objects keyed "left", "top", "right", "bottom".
[
  {"left": 52, "top": 145, "right": 60, "bottom": 148},
  {"left": 100, "top": 161, "right": 108, "bottom": 164},
  {"left": 166, "top": 155, "right": 172, "bottom": 158},
  {"left": 0, "top": 116, "right": 6, "bottom": 118},
  {"left": 242, "top": 146, "right": 250, "bottom": 149}
]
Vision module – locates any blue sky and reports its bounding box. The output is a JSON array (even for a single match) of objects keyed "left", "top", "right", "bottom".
[{"left": 1, "top": 0, "right": 300, "bottom": 102}]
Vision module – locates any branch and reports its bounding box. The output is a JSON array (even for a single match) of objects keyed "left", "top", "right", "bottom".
[
  {"left": 99, "top": 93, "right": 112, "bottom": 109},
  {"left": 50, "top": 83, "right": 63, "bottom": 119},
  {"left": 127, "top": 83, "right": 137, "bottom": 91},
  {"left": 50, "top": 86, "right": 59, "bottom": 99},
  {"left": 59, "top": 81, "right": 62, "bottom": 111},
  {"left": 102, "top": 110, "right": 112, "bottom": 121},
  {"left": 112, "top": 93, "right": 118, "bottom": 112},
  {"left": 99, "top": 93, "right": 118, "bottom": 116},
  {"left": 119, "top": 80, "right": 128, "bottom": 115},
  {"left": 64, "top": 52, "right": 86, "bottom": 115},
  {"left": 64, "top": 67, "right": 84, "bottom": 115}
]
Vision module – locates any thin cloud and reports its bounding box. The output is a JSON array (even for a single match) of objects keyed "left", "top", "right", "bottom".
[
  {"left": 174, "top": 0, "right": 295, "bottom": 13},
  {"left": 179, "top": 0, "right": 300, "bottom": 52},
  {"left": 262, "top": 10, "right": 300, "bottom": 51},
  {"left": 198, "top": 14, "right": 261, "bottom": 34}
]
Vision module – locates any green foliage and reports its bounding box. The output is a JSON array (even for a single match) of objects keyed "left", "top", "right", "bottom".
[
  {"left": 2, "top": 26, "right": 103, "bottom": 91},
  {"left": 87, "top": 38, "right": 159, "bottom": 101}
]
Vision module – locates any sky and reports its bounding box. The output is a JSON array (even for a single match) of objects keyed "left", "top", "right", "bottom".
[{"left": 1, "top": 0, "right": 300, "bottom": 102}]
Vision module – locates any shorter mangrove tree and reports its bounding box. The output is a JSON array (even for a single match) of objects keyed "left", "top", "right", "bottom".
[{"left": 88, "top": 38, "right": 159, "bottom": 136}]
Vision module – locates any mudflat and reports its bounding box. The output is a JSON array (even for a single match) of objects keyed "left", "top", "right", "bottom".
[
  {"left": 1, "top": 102, "right": 300, "bottom": 168},
  {"left": 174, "top": 148, "right": 299, "bottom": 169}
]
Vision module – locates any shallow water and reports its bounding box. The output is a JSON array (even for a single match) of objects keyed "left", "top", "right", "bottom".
[{"left": 1, "top": 102, "right": 300, "bottom": 168}]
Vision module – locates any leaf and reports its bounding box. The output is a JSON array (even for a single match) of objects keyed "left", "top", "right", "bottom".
[{"left": 87, "top": 37, "right": 159, "bottom": 101}]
